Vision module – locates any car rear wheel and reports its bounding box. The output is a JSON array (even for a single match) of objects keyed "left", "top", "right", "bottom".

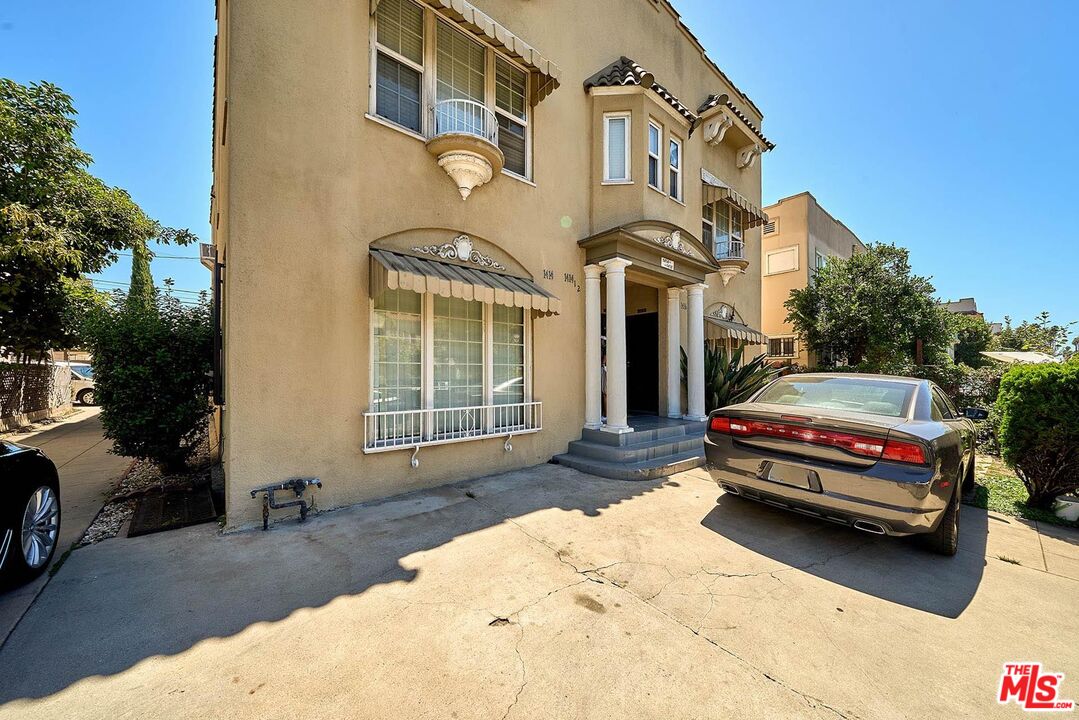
[
  {"left": 0, "top": 478, "right": 61, "bottom": 588},
  {"left": 76, "top": 389, "right": 95, "bottom": 406},
  {"left": 922, "top": 485, "right": 960, "bottom": 556}
]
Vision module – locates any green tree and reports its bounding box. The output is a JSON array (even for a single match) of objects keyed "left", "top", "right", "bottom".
[
  {"left": 126, "top": 239, "right": 154, "bottom": 310},
  {"left": 784, "top": 243, "right": 952, "bottom": 369},
  {"left": 84, "top": 284, "right": 213, "bottom": 471},
  {"left": 0, "top": 79, "right": 194, "bottom": 359},
  {"left": 995, "top": 312, "right": 1075, "bottom": 358},
  {"left": 950, "top": 313, "right": 994, "bottom": 367}
]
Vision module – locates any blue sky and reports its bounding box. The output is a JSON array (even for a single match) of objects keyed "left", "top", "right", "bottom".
[{"left": 1, "top": 1, "right": 1075, "bottom": 328}]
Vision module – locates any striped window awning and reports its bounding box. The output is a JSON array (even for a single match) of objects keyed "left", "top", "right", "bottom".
[
  {"left": 370, "top": 0, "right": 562, "bottom": 103},
  {"left": 705, "top": 316, "right": 768, "bottom": 344},
  {"left": 370, "top": 249, "right": 561, "bottom": 315},
  {"left": 702, "top": 169, "right": 769, "bottom": 229}
]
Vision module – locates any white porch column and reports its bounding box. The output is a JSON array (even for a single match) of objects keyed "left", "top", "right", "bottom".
[
  {"left": 684, "top": 283, "right": 709, "bottom": 421},
  {"left": 599, "top": 257, "right": 632, "bottom": 434},
  {"left": 583, "top": 264, "right": 604, "bottom": 429},
  {"left": 666, "top": 287, "right": 682, "bottom": 418}
]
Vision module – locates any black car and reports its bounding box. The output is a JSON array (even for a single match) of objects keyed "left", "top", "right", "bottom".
[{"left": 1, "top": 441, "right": 61, "bottom": 587}]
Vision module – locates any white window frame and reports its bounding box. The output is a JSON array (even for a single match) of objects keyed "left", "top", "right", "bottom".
[
  {"left": 603, "top": 111, "right": 632, "bottom": 184},
  {"left": 702, "top": 200, "right": 745, "bottom": 258},
  {"left": 768, "top": 336, "right": 797, "bottom": 359},
  {"left": 492, "top": 55, "right": 532, "bottom": 180},
  {"left": 369, "top": 293, "right": 534, "bottom": 417},
  {"left": 668, "top": 136, "right": 683, "bottom": 202},
  {"left": 369, "top": 0, "right": 534, "bottom": 180},
  {"left": 815, "top": 250, "right": 827, "bottom": 271},
  {"left": 647, "top": 120, "right": 663, "bottom": 192}
]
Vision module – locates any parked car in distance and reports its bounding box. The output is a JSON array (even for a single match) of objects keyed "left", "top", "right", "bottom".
[
  {"left": 705, "top": 373, "right": 986, "bottom": 555},
  {"left": 0, "top": 441, "right": 61, "bottom": 588},
  {"left": 57, "top": 361, "right": 96, "bottom": 405}
]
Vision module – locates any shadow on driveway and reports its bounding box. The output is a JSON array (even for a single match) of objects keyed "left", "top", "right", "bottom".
[
  {"left": 0, "top": 464, "right": 665, "bottom": 704},
  {"left": 700, "top": 493, "right": 988, "bottom": 618}
]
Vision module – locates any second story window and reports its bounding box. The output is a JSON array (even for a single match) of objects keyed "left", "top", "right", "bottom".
[
  {"left": 374, "top": 0, "right": 425, "bottom": 133},
  {"left": 603, "top": 112, "right": 631, "bottom": 183},
  {"left": 647, "top": 121, "right": 662, "bottom": 190},
  {"left": 668, "top": 137, "right": 682, "bottom": 201},
  {"left": 495, "top": 59, "right": 528, "bottom": 178},
  {"left": 702, "top": 201, "right": 745, "bottom": 260},
  {"left": 372, "top": 0, "right": 534, "bottom": 180}
]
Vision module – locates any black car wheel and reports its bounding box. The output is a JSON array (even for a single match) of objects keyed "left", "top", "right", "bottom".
[
  {"left": 1, "top": 476, "right": 61, "bottom": 587},
  {"left": 922, "top": 484, "right": 960, "bottom": 556},
  {"left": 76, "top": 389, "right": 95, "bottom": 406}
]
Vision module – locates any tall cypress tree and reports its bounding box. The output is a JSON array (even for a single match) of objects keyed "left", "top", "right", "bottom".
[{"left": 127, "top": 240, "right": 154, "bottom": 309}]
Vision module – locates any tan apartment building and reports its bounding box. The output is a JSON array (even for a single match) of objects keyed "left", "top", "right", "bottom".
[
  {"left": 209, "top": 0, "right": 774, "bottom": 529},
  {"left": 760, "top": 192, "right": 865, "bottom": 368}
]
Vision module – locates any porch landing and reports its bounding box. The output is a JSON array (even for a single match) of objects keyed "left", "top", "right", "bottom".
[{"left": 553, "top": 415, "right": 707, "bottom": 481}]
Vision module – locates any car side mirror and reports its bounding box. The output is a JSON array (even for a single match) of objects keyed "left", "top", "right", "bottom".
[{"left": 963, "top": 407, "right": 989, "bottom": 421}]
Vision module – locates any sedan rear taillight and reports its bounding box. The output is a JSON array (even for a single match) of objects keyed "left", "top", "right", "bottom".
[
  {"left": 880, "top": 439, "right": 927, "bottom": 464},
  {"left": 709, "top": 416, "right": 928, "bottom": 465}
]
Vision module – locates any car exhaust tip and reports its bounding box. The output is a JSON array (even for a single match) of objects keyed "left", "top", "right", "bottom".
[
  {"left": 853, "top": 519, "right": 887, "bottom": 535},
  {"left": 720, "top": 483, "right": 740, "bottom": 495}
]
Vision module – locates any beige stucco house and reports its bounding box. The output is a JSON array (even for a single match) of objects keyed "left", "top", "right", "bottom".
[
  {"left": 760, "top": 192, "right": 865, "bottom": 368},
  {"left": 209, "top": 0, "right": 774, "bottom": 529}
]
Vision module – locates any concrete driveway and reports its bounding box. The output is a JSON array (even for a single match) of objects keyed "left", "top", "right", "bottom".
[
  {"left": 0, "top": 464, "right": 1075, "bottom": 719},
  {"left": 0, "top": 408, "right": 129, "bottom": 645}
]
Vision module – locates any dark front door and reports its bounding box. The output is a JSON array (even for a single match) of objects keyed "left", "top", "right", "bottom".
[{"left": 625, "top": 312, "right": 659, "bottom": 414}]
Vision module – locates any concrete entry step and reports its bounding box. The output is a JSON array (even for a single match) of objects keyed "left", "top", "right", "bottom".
[
  {"left": 554, "top": 415, "right": 707, "bottom": 481},
  {"left": 566, "top": 435, "right": 703, "bottom": 464},
  {"left": 553, "top": 449, "right": 705, "bottom": 481}
]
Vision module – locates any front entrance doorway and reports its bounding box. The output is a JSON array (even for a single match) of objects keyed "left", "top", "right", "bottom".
[{"left": 625, "top": 312, "right": 659, "bottom": 414}]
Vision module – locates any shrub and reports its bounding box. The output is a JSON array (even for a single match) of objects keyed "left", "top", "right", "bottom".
[
  {"left": 681, "top": 344, "right": 779, "bottom": 412},
  {"left": 995, "top": 362, "right": 1079, "bottom": 508},
  {"left": 84, "top": 288, "right": 213, "bottom": 471}
]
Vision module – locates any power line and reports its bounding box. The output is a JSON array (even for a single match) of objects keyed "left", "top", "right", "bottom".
[
  {"left": 115, "top": 252, "right": 200, "bottom": 260},
  {"left": 89, "top": 278, "right": 209, "bottom": 296}
]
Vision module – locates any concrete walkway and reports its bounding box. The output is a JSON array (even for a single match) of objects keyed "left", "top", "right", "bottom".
[
  {"left": 0, "top": 408, "right": 130, "bottom": 647},
  {"left": 0, "top": 464, "right": 1076, "bottom": 719}
]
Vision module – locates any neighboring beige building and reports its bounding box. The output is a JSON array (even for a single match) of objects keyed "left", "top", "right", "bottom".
[
  {"left": 760, "top": 192, "right": 865, "bottom": 368},
  {"left": 210, "top": 0, "right": 774, "bottom": 529}
]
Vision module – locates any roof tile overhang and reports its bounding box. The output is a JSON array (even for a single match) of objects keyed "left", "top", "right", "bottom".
[
  {"left": 371, "top": 249, "right": 560, "bottom": 315},
  {"left": 584, "top": 57, "right": 697, "bottom": 124},
  {"left": 702, "top": 169, "right": 769, "bottom": 228},
  {"left": 696, "top": 93, "right": 775, "bottom": 150},
  {"left": 372, "top": 0, "right": 562, "bottom": 103}
]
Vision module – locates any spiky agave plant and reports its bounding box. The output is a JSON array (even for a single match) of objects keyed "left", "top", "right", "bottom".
[{"left": 681, "top": 343, "right": 780, "bottom": 412}]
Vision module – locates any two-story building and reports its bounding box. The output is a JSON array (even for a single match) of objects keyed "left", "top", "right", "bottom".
[
  {"left": 760, "top": 192, "right": 864, "bottom": 368},
  {"left": 209, "top": 0, "right": 774, "bottom": 529}
]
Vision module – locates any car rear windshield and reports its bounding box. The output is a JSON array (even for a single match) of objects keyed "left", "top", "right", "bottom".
[{"left": 753, "top": 377, "right": 915, "bottom": 418}]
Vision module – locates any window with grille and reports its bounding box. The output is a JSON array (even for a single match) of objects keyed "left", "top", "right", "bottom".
[
  {"left": 769, "top": 337, "right": 796, "bottom": 358},
  {"left": 372, "top": 0, "right": 533, "bottom": 179}
]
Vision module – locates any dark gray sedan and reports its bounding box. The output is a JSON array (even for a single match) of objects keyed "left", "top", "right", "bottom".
[{"left": 704, "top": 373, "right": 983, "bottom": 555}]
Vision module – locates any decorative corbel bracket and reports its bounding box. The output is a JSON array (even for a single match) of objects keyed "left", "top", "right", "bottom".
[
  {"left": 737, "top": 143, "right": 764, "bottom": 170},
  {"left": 702, "top": 114, "right": 734, "bottom": 146}
]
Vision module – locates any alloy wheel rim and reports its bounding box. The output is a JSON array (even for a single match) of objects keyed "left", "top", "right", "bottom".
[{"left": 21, "top": 486, "right": 59, "bottom": 569}]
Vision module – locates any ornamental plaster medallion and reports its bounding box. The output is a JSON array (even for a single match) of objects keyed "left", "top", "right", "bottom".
[
  {"left": 653, "top": 230, "right": 694, "bottom": 257},
  {"left": 412, "top": 235, "right": 507, "bottom": 271}
]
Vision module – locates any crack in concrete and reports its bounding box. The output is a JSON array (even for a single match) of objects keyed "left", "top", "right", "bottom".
[{"left": 464, "top": 488, "right": 865, "bottom": 719}]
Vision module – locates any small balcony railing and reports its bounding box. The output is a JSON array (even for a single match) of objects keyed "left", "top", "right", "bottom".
[
  {"left": 432, "top": 98, "right": 499, "bottom": 145},
  {"left": 363, "top": 401, "right": 541, "bottom": 453},
  {"left": 715, "top": 238, "right": 745, "bottom": 261}
]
